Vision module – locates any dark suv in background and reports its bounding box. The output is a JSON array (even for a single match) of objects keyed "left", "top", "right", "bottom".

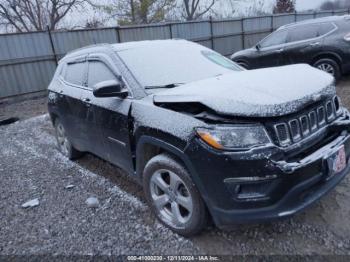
[{"left": 231, "top": 15, "right": 350, "bottom": 79}]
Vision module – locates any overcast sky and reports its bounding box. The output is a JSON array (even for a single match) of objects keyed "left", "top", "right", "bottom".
[
  {"left": 296, "top": 0, "right": 332, "bottom": 10},
  {"left": 264, "top": 0, "right": 333, "bottom": 11}
]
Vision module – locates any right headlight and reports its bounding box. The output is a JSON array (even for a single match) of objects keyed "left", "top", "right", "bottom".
[{"left": 196, "top": 124, "right": 271, "bottom": 151}]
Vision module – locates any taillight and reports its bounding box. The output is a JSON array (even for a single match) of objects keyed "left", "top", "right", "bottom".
[{"left": 344, "top": 33, "right": 350, "bottom": 41}]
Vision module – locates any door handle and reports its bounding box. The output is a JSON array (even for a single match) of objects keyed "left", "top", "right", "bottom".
[
  {"left": 275, "top": 48, "right": 284, "bottom": 53},
  {"left": 309, "top": 42, "right": 320, "bottom": 47}
]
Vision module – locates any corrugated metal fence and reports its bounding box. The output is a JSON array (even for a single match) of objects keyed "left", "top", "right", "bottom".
[{"left": 0, "top": 9, "right": 349, "bottom": 98}]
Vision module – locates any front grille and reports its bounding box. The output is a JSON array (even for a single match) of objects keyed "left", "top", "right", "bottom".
[{"left": 273, "top": 97, "right": 340, "bottom": 147}]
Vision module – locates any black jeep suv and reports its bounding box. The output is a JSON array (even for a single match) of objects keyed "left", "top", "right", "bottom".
[
  {"left": 48, "top": 40, "right": 350, "bottom": 236},
  {"left": 231, "top": 15, "right": 350, "bottom": 79}
]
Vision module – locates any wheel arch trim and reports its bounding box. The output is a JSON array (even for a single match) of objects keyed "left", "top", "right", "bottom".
[
  {"left": 135, "top": 135, "right": 217, "bottom": 221},
  {"left": 135, "top": 135, "right": 191, "bottom": 178},
  {"left": 312, "top": 52, "right": 343, "bottom": 67}
]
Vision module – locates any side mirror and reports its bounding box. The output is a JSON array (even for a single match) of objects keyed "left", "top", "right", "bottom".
[
  {"left": 93, "top": 80, "right": 128, "bottom": 98},
  {"left": 256, "top": 44, "right": 261, "bottom": 51}
]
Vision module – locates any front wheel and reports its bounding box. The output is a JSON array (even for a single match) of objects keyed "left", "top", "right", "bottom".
[
  {"left": 54, "top": 118, "right": 82, "bottom": 160},
  {"left": 313, "top": 58, "right": 341, "bottom": 80},
  {"left": 143, "top": 154, "right": 208, "bottom": 236},
  {"left": 236, "top": 61, "right": 249, "bottom": 69}
]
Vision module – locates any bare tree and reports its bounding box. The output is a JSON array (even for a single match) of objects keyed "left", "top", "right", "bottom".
[
  {"left": 209, "top": 0, "right": 272, "bottom": 19},
  {"left": 320, "top": 0, "right": 350, "bottom": 11},
  {"left": 93, "top": 0, "right": 176, "bottom": 25},
  {"left": 273, "top": 0, "right": 295, "bottom": 14},
  {"left": 181, "top": 0, "right": 217, "bottom": 21},
  {"left": 84, "top": 17, "right": 104, "bottom": 28},
  {"left": 0, "top": 0, "right": 84, "bottom": 32},
  {"left": 246, "top": 0, "right": 270, "bottom": 16}
]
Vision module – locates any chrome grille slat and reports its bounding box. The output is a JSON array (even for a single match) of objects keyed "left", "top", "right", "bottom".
[
  {"left": 289, "top": 119, "right": 301, "bottom": 142},
  {"left": 274, "top": 123, "right": 290, "bottom": 146},
  {"left": 334, "top": 96, "right": 340, "bottom": 113},
  {"left": 317, "top": 106, "right": 326, "bottom": 126},
  {"left": 273, "top": 97, "right": 339, "bottom": 147},
  {"left": 300, "top": 115, "right": 310, "bottom": 136},
  {"left": 326, "top": 101, "right": 335, "bottom": 121},
  {"left": 308, "top": 111, "right": 317, "bottom": 131}
]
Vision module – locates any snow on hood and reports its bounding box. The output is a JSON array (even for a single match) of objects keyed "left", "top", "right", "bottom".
[{"left": 153, "top": 64, "right": 335, "bottom": 117}]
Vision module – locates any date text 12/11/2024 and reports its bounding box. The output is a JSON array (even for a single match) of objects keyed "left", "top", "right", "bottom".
[{"left": 126, "top": 255, "right": 220, "bottom": 261}]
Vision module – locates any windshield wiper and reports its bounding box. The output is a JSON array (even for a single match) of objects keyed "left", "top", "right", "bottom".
[{"left": 145, "top": 83, "right": 183, "bottom": 89}]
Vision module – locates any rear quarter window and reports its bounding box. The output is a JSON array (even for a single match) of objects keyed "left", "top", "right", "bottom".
[{"left": 318, "top": 23, "right": 336, "bottom": 36}]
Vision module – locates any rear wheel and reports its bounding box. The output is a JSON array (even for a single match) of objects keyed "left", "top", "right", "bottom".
[
  {"left": 54, "top": 118, "right": 82, "bottom": 160},
  {"left": 313, "top": 58, "right": 341, "bottom": 80},
  {"left": 143, "top": 154, "right": 208, "bottom": 236}
]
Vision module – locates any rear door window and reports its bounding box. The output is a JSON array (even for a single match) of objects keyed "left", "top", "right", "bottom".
[
  {"left": 287, "top": 24, "right": 319, "bottom": 43},
  {"left": 88, "top": 61, "right": 116, "bottom": 88},
  {"left": 64, "top": 62, "right": 87, "bottom": 86}
]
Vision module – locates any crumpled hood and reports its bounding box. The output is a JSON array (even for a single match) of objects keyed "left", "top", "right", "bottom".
[{"left": 153, "top": 64, "right": 335, "bottom": 117}]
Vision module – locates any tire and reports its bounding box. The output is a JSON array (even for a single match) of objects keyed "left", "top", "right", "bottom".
[
  {"left": 313, "top": 58, "right": 341, "bottom": 80},
  {"left": 0, "top": 117, "right": 19, "bottom": 126},
  {"left": 54, "top": 118, "right": 82, "bottom": 160},
  {"left": 143, "top": 154, "right": 208, "bottom": 236}
]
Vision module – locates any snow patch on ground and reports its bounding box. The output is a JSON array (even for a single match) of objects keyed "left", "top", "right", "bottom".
[{"left": 1, "top": 114, "right": 147, "bottom": 211}]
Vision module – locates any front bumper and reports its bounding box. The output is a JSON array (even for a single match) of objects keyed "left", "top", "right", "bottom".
[{"left": 184, "top": 111, "right": 350, "bottom": 227}]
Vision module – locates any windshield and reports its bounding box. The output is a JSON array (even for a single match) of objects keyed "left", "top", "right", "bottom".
[{"left": 116, "top": 40, "right": 242, "bottom": 88}]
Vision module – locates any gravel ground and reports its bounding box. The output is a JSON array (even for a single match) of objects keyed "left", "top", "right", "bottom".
[
  {"left": 1, "top": 76, "right": 350, "bottom": 256},
  {"left": 0, "top": 92, "right": 47, "bottom": 121}
]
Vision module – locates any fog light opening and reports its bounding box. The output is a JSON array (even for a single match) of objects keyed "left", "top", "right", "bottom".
[{"left": 225, "top": 176, "right": 279, "bottom": 202}]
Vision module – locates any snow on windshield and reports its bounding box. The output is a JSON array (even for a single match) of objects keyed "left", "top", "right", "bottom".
[{"left": 115, "top": 40, "right": 242, "bottom": 87}]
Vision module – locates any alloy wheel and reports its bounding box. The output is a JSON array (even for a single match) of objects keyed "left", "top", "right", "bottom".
[
  {"left": 317, "top": 63, "right": 335, "bottom": 76},
  {"left": 150, "top": 169, "right": 193, "bottom": 227},
  {"left": 55, "top": 122, "right": 70, "bottom": 156}
]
